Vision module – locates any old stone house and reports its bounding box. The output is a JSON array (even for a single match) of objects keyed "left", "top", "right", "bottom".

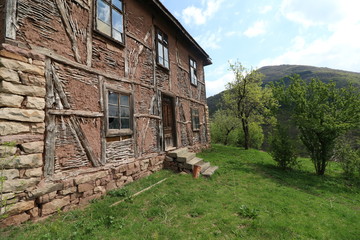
[{"left": 0, "top": 0, "right": 212, "bottom": 225}]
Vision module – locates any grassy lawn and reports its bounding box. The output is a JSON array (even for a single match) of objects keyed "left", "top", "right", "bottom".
[{"left": 2, "top": 144, "right": 359, "bottom": 240}]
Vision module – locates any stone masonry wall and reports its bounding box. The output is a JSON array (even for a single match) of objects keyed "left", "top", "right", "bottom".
[{"left": 0, "top": 44, "right": 46, "bottom": 226}]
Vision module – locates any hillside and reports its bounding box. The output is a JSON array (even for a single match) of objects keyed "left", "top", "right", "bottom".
[{"left": 207, "top": 65, "right": 360, "bottom": 116}]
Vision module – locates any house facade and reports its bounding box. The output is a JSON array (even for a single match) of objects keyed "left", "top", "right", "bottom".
[{"left": 0, "top": 0, "right": 211, "bottom": 225}]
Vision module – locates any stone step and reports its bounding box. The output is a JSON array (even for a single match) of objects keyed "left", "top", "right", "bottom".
[
  {"left": 196, "top": 161, "right": 211, "bottom": 173},
  {"left": 202, "top": 166, "right": 219, "bottom": 177},
  {"left": 176, "top": 152, "right": 196, "bottom": 163},
  {"left": 167, "top": 147, "right": 188, "bottom": 158},
  {"left": 184, "top": 157, "right": 203, "bottom": 170}
]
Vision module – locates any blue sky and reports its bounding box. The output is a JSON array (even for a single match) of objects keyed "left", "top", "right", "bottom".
[{"left": 159, "top": 0, "right": 360, "bottom": 97}]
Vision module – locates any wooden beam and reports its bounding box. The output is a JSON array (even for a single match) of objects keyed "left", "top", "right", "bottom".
[
  {"left": 86, "top": 0, "right": 93, "bottom": 66},
  {"left": 51, "top": 65, "right": 71, "bottom": 109},
  {"left": 48, "top": 109, "right": 103, "bottom": 117},
  {"left": 55, "top": 0, "right": 81, "bottom": 63},
  {"left": 69, "top": 116, "right": 100, "bottom": 167},
  {"left": 44, "top": 114, "right": 56, "bottom": 177},
  {"left": 5, "top": 0, "right": 16, "bottom": 40},
  {"left": 134, "top": 114, "right": 161, "bottom": 120}
]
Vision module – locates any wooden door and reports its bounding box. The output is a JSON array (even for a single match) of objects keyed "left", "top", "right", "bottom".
[{"left": 162, "top": 96, "right": 175, "bottom": 150}]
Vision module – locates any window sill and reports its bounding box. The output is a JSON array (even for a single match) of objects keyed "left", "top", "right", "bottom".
[
  {"left": 106, "top": 129, "right": 133, "bottom": 137},
  {"left": 156, "top": 63, "right": 170, "bottom": 72},
  {"left": 190, "top": 82, "right": 198, "bottom": 87},
  {"left": 94, "top": 30, "right": 125, "bottom": 49}
]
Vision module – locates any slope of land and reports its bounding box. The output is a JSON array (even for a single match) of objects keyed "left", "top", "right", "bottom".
[
  {"left": 3, "top": 145, "right": 359, "bottom": 239},
  {"left": 207, "top": 65, "right": 360, "bottom": 116}
]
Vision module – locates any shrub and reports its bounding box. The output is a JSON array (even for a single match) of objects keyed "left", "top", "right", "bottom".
[
  {"left": 270, "top": 125, "right": 299, "bottom": 170},
  {"left": 333, "top": 140, "right": 360, "bottom": 178}
]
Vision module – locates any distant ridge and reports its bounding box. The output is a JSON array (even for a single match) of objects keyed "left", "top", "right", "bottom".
[{"left": 207, "top": 65, "right": 360, "bottom": 116}]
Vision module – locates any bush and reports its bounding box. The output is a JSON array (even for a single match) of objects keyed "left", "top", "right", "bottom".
[
  {"left": 333, "top": 140, "right": 360, "bottom": 178},
  {"left": 270, "top": 125, "right": 299, "bottom": 170}
]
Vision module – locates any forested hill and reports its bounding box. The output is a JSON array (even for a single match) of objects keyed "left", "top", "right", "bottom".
[{"left": 207, "top": 65, "right": 360, "bottom": 116}]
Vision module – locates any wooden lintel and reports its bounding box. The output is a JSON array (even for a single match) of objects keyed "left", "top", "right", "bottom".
[
  {"left": 134, "top": 114, "right": 161, "bottom": 120},
  {"left": 48, "top": 109, "right": 104, "bottom": 117}
]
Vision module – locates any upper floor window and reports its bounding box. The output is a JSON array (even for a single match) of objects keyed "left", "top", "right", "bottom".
[
  {"left": 189, "top": 58, "right": 197, "bottom": 86},
  {"left": 156, "top": 29, "right": 169, "bottom": 69},
  {"left": 108, "top": 91, "right": 132, "bottom": 136},
  {"left": 96, "top": 0, "right": 124, "bottom": 43}
]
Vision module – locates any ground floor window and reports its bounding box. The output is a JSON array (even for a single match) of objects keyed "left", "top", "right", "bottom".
[
  {"left": 191, "top": 109, "right": 200, "bottom": 131},
  {"left": 107, "top": 90, "right": 132, "bottom": 136}
]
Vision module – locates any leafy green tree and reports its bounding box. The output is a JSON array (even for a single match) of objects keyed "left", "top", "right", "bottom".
[
  {"left": 273, "top": 75, "right": 360, "bottom": 175},
  {"left": 211, "top": 110, "right": 241, "bottom": 145},
  {"left": 223, "top": 61, "right": 275, "bottom": 150}
]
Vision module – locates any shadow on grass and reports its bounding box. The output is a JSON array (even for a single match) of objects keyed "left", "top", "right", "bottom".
[{"left": 253, "top": 162, "right": 360, "bottom": 200}]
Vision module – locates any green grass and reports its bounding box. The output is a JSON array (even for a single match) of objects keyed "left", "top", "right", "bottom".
[{"left": 2, "top": 144, "right": 360, "bottom": 239}]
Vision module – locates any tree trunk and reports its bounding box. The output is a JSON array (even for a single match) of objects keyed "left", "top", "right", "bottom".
[{"left": 242, "top": 118, "right": 250, "bottom": 150}]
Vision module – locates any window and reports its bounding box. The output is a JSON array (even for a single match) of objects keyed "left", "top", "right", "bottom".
[
  {"left": 191, "top": 109, "right": 200, "bottom": 131},
  {"left": 189, "top": 58, "right": 197, "bottom": 86},
  {"left": 156, "top": 29, "right": 169, "bottom": 69},
  {"left": 96, "top": 0, "right": 124, "bottom": 43},
  {"left": 108, "top": 91, "right": 131, "bottom": 135}
]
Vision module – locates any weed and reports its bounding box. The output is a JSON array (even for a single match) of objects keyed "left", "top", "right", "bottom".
[{"left": 236, "top": 205, "right": 259, "bottom": 219}]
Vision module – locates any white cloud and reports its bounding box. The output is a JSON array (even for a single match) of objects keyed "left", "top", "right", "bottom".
[
  {"left": 195, "top": 29, "right": 222, "bottom": 50},
  {"left": 182, "top": 0, "right": 224, "bottom": 25},
  {"left": 280, "top": 0, "right": 360, "bottom": 27},
  {"left": 259, "top": 22, "right": 360, "bottom": 72},
  {"left": 244, "top": 21, "right": 267, "bottom": 38},
  {"left": 259, "top": 0, "right": 360, "bottom": 72},
  {"left": 206, "top": 72, "right": 234, "bottom": 97},
  {"left": 259, "top": 5, "right": 272, "bottom": 14}
]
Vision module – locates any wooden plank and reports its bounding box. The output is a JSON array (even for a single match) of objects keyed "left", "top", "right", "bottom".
[
  {"left": 44, "top": 114, "right": 56, "bottom": 177},
  {"left": 51, "top": 65, "right": 71, "bottom": 109},
  {"left": 99, "top": 76, "right": 106, "bottom": 164},
  {"left": 69, "top": 116, "right": 100, "bottom": 167},
  {"left": 45, "top": 58, "right": 55, "bottom": 108},
  {"left": 48, "top": 109, "right": 103, "bottom": 117},
  {"left": 55, "top": 0, "right": 81, "bottom": 63},
  {"left": 86, "top": 0, "right": 93, "bottom": 66},
  {"left": 134, "top": 114, "right": 161, "bottom": 120},
  {"left": 5, "top": 0, "right": 16, "bottom": 39}
]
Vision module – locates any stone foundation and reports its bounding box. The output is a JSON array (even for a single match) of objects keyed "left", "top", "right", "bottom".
[{"left": 1, "top": 153, "right": 165, "bottom": 227}]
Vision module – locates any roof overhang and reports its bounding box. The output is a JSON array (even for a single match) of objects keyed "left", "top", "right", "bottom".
[{"left": 146, "top": 0, "right": 212, "bottom": 66}]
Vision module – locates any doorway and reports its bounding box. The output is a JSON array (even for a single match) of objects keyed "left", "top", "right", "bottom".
[{"left": 162, "top": 95, "right": 176, "bottom": 150}]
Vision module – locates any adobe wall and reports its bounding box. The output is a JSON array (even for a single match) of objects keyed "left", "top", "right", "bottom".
[{"left": 0, "top": 0, "right": 210, "bottom": 226}]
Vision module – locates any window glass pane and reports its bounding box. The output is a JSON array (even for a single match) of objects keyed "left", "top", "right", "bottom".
[
  {"left": 121, "top": 118, "right": 130, "bottom": 129},
  {"left": 157, "top": 32, "right": 162, "bottom": 41},
  {"left": 108, "top": 92, "right": 118, "bottom": 104},
  {"left": 120, "top": 107, "right": 130, "bottom": 117},
  {"left": 113, "top": 30, "right": 123, "bottom": 42},
  {"left": 164, "top": 47, "right": 169, "bottom": 68},
  {"left": 109, "top": 105, "right": 119, "bottom": 117},
  {"left": 97, "top": 0, "right": 110, "bottom": 24},
  {"left": 112, "top": 0, "right": 122, "bottom": 10},
  {"left": 109, "top": 117, "right": 120, "bottom": 129},
  {"left": 97, "top": 19, "right": 111, "bottom": 35},
  {"left": 120, "top": 95, "right": 129, "bottom": 106},
  {"left": 112, "top": 9, "right": 123, "bottom": 32},
  {"left": 158, "top": 43, "right": 163, "bottom": 59}
]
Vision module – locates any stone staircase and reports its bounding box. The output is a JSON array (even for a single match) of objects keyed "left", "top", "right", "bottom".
[{"left": 166, "top": 148, "right": 218, "bottom": 177}]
